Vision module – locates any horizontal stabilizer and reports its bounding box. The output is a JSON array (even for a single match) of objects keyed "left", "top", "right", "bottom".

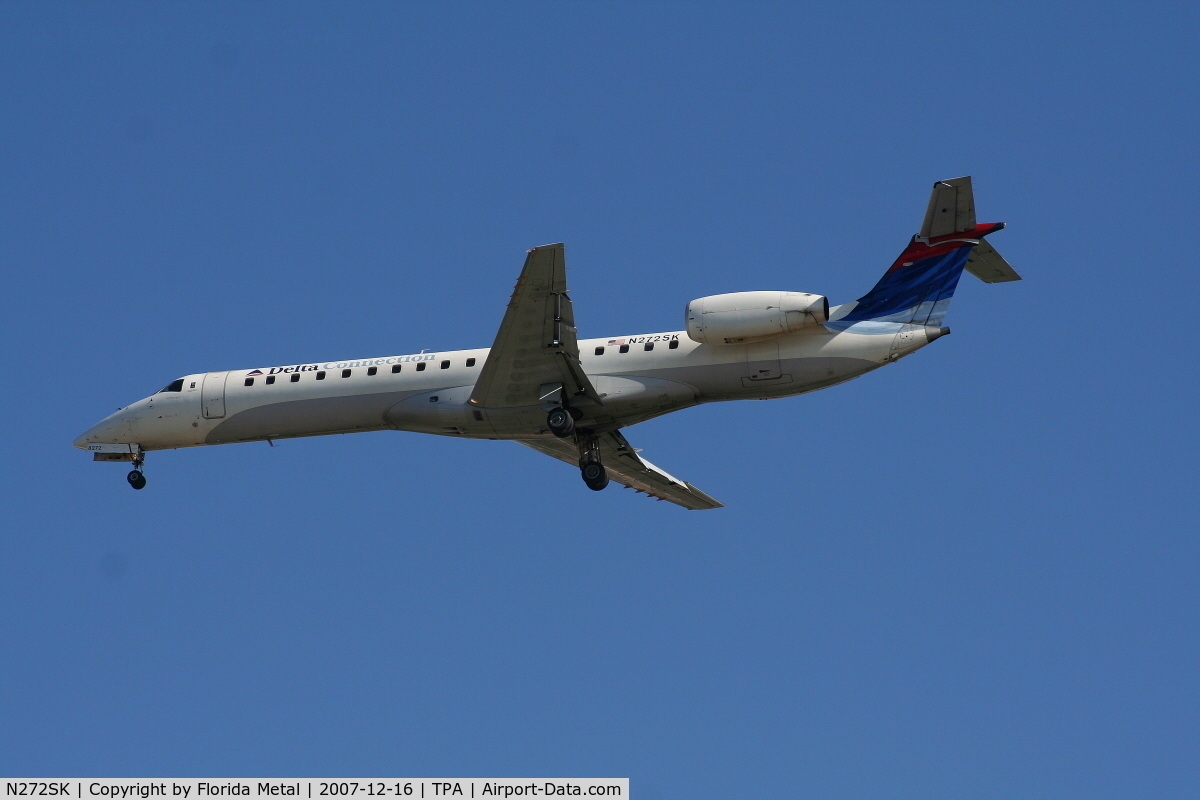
[{"left": 965, "top": 239, "right": 1022, "bottom": 283}]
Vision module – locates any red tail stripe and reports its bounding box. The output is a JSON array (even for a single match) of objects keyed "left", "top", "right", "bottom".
[{"left": 885, "top": 223, "right": 1005, "bottom": 274}]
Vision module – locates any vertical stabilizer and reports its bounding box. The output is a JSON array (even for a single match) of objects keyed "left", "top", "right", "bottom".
[
  {"left": 837, "top": 176, "right": 1017, "bottom": 328},
  {"left": 920, "top": 176, "right": 976, "bottom": 239}
]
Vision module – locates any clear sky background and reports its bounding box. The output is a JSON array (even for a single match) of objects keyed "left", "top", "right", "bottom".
[{"left": 2, "top": 2, "right": 1198, "bottom": 797}]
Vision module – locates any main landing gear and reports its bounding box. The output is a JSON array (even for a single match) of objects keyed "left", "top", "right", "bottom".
[
  {"left": 126, "top": 454, "right": 147, "bottom": 490},
  {"left": 580, "top": 460, "right": 609, "bottom": 491},
  {"left": 547, "top": 406, "right": 578, "bottom": 438},
  {"left": 577, "top": 433, "right": 610, "bottom": 492},
  {"left": 549, "top": 406, "right": 609, "bottom": 492}
]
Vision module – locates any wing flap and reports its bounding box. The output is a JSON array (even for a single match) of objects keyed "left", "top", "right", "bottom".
[{"left": 517, "top": 432, "right": 724, "bottom": 510}]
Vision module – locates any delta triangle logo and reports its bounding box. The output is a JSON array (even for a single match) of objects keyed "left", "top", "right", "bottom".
[{"left": 246, "top": 370, "right": 264, "bottom": 376}]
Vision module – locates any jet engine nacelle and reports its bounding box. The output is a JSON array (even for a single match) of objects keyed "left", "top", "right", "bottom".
[{"left": 685, "top": 291, "right": 830, "bottom": 344}]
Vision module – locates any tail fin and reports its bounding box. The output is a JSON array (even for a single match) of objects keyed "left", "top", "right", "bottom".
[{"left": 839, "top": 176, "right": 1020, "bottom": 327}]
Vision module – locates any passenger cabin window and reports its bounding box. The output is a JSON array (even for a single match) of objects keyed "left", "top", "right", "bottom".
[
  {"left": 466, "top": 358, "right": 476, "bottom": 367},
  {"left": 341, "top": 369, "right": 352, "bottom": 378},
  {"left": 669, "top": 339, "right": 680, "bottom": 349},
  {"left": 441, "top": 360, "right": 450, "bottom": 369},
  {"left": 367, "top": 366, "right": 377, "bottom": 376},
  {"left": 392, "top": 364, "right": 402, "bottom": 373},
  {"left": 416, "top": 362, "right": 426, "bottom": 371},
  {"left": 644, "top": 342, "right": 654, "bottom": 351},
  {"left": 290, "top": 373, "right": 300, "bottom": 382},
  {"left": 316, "top": 371, "right": 326, "bottom": 380},
  {"left": 619, "top": 344, "right": 630, "bottom": 353},
  {"left": 594, "top": 347, "right": 605, "bottom": 356},
  {"left": 159, "top": 378, "right": 185, "bottom": 393},
  {"left": 244, "top": 378, "right": 255, "bottom": 387},
  {"left": 266, "top": 375, "right": 276, "bottom": 385}
]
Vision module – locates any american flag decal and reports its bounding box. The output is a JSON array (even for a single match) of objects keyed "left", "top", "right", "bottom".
[{"left": 607, "top": 338, "right": 626, "bottom": 346}]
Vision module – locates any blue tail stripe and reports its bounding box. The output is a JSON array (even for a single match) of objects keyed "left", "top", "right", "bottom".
[{"left": 839, "top": 246, "right": 972, "bottom": 325}]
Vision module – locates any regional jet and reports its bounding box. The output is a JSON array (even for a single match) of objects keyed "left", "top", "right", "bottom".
[{"left": 75, "top": 177, "right": 1019, "bottom": 509}]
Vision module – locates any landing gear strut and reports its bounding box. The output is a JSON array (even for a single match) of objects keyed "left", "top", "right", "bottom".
[
  {"left": 127, "top": 454, "right": 147, "bottom": 490},
  {"left": 577, "top": 433, "right": 609, "bottom": 491}
]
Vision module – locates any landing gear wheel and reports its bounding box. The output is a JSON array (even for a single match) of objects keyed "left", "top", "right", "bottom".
[
  {"left": 547, "top": 407, "right": 575, "bottom": 438},
  {"left": 127, "top": 469, "right": 147, "bottom": 490},
  {"left": 580, "top": 461, "right": 609, "bottom": 491}
]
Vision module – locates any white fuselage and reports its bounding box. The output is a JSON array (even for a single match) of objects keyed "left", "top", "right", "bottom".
[{"left": 74, "top": 321, "right": 938, "bottom": 453}]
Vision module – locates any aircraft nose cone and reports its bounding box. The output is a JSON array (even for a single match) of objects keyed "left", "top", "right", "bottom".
[
  {"left": 73, "top": 419, "right": 109, "bottom": 449},
  {"left": 73, "top": 409, "right": 134, "bottom": 450}
]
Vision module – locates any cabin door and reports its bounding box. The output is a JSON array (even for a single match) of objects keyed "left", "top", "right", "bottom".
[{"left": 201, "top": 372, "right": 228, "bottom": 419}]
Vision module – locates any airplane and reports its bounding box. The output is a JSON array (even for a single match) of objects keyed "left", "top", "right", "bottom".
[{"left": 74, "top": 176, "right": 1019, "bottom": 509}]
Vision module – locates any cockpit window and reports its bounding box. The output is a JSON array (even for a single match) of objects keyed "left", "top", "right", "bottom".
[{"left": 159, "top": 378, "right": 185, "bottom": 393}]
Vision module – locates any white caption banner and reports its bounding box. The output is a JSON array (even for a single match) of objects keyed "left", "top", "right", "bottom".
[{"left": 2, "top": 781, "right": 628, "bottom": 800}]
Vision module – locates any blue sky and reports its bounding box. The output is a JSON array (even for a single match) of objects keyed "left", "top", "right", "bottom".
[{"left": 2, "top": 2, "right": 1198, "bottom": 797}]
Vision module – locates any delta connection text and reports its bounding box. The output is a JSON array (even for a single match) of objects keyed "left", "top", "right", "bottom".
[
  {"left": 4, "top": 782, "right": 625, "bottom": 800},
  {"left": 254, "top": 354, "right": 437, "bottom": 376}
]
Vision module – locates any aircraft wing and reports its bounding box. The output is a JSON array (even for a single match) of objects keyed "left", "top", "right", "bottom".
[
  {"left": 517, "top": 431, "right": 725, "bottom": 510},
  {"left": 469, "top": 243, "right": 605, "bottom": 410}
]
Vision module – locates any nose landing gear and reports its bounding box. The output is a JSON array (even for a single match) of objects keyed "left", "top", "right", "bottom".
[{"left": 126, "top": 454, "right": 147, "bottom": 490}]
